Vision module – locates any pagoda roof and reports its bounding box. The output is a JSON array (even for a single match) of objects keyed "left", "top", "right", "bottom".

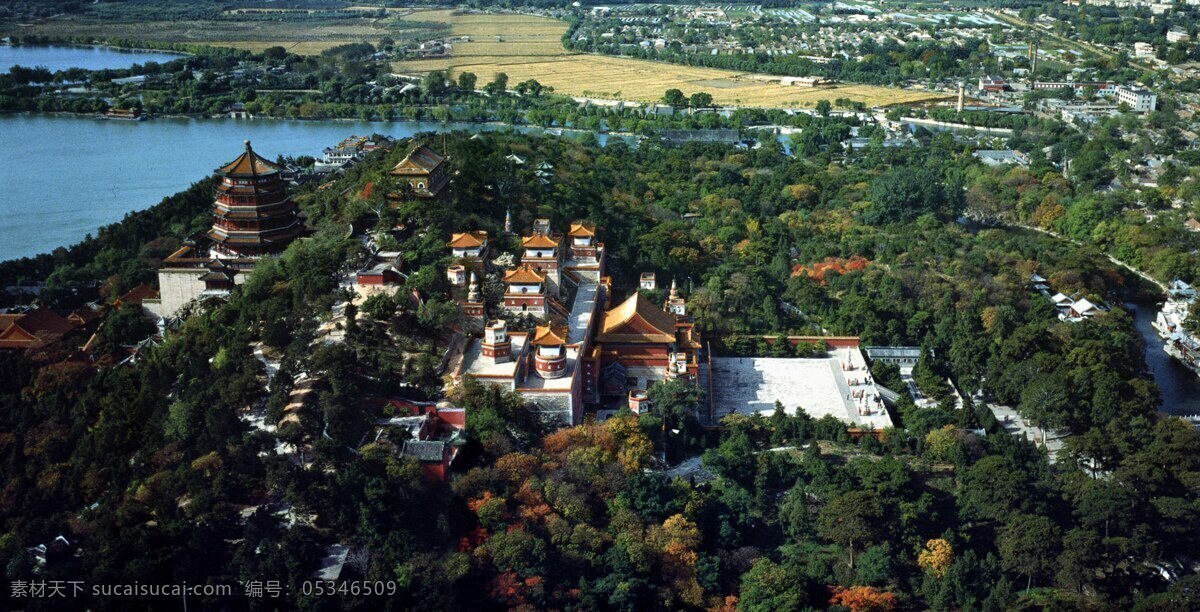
[
  {"left": 447, "top": 231, "right": 488, "bottom": 249},
  {"left": 389, "top": 145, "right": 444, "bottom": 175},
  {"left": 568, "top": 222, "right": 596, "bottom": 237},
  {"left": 597, "top": 292, "right": 676, "bottom": 344},
  {"left": 521, "top": 233, "right": 560, "bottom": 249},
  {"left": 217, "top": 141, "right": 282, "bottom": 177},
  {"left": 504, "top": 265, "right": 546, "bottom": 284},
  {"left": 531, "top": 324, "right": 569, "bottom": 347}
]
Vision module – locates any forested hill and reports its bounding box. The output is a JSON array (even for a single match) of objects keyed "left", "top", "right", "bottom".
[{"left": 2, "top": 129, "right": 1199, "bottom": 610}]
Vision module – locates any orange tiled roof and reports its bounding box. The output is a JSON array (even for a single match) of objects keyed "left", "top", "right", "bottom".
[
  {"left": 217, "top": 141, "right": 282, "bottom": 177},
  {"left": 504, "top": 264, "right": 546, "bottom": 284},
  {"left": 531, "top": 324, "right": 568, "bottom": 346},
  {"left": 567, "top": 222, "right": 596, "bottom": 237},
  {"left": 447, "top": 231, "right": 488, "bottom": 249},
  {"left": 597, "top": 292, "right": 676, "bottom": 343},
  {"left": 521, "top": 233, "right": 560, "bottom": 249}
]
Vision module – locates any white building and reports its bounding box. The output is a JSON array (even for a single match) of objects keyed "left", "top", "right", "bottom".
[
  {"left": 1115, "top": 85, "right": 1157, "bottom": 113},
  {"left": 1167, "top": 29, "right": 1190, "bottom": 44},
  {"left": 1133, "top": 42, "right": 1155, "bottom": 58}
]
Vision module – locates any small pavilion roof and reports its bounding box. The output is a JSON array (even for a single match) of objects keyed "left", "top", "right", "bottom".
[
  {"left": 447, "top": 231, "right": 488, "bottom": 249},
  {"left": 531, "top": 324, "right": 569, "bottom": 347},
  {"left": 504, "top": 265, "right": 546, "bottom": 284},
  {"left": 521, "top": 233, "right": 560, "bottom": 249},
  {"left": 567, "top": 222, "right": 596, "bottom": 238}
]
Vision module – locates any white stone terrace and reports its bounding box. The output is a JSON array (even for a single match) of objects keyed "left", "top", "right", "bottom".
[{"left": 710, "top": 347, "right": 892, "bottom": 429}]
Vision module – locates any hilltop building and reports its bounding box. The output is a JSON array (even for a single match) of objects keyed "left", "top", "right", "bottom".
[
  {"left": 370, "top": 399, "right": 465, "bottom": 482},
  {"left": 388, "top": 144, "right": 449, "bottom": 199},
  {"left": 447, "top": 231, "right": 489, "bottom": 272},
  {"left": 520, "top": 231, "right": 563, "bottom": 296},
  {"left": 640, "top": 273, "right": 657, "bottom": 290},
  {"left": 146, "top": 141, "right": 305, "bottom": 318},
  {"left": 564, "top": 222, "right": 606, "bottom": 282},
  {"left": 502, "top": 264, "right": 555, "bottom": 319}
]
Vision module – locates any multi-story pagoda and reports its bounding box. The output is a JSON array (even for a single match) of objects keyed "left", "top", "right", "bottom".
[
  {"left": 146, "top": 140, "right": 304, "bottom": 318},
  {"left": 208, "top": 140, "right": 304, "bottom": 258}
]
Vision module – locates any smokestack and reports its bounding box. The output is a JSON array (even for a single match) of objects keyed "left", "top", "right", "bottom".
[{"left": 957, "top": 83, "right": 965, "bottom": 113}]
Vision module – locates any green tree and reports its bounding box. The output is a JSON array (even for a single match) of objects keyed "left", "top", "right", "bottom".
[
  {"left": 739, "top": 558, "right": 813, "bottom": 611},
  {"left": 485, "top": 72, "right": 509, "bottom": 96},
  {"left": 662, "top": 88, "right": 686, "bottom": 108},
  {"left": 998, "top": 513, "right": 1061, "bottom": 592},
  {"left": 361, "top": 292, "right": 398, "bottom": 321},
  {"left": 689, "top": 92, "right": 713, "bottom": 109},
  {"left": 817, "top": 490, "right": 882, "bottom": 568},
  {"left": 457, "top": 71, "right": 477, "bottom": 91}
]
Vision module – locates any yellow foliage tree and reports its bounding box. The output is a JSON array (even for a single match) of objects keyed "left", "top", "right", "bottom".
[
  {"left": 918, "top": 538, "right": 954, "bottom": 578},
  {"left": 923, "top": 425, "right": 960, "bottom": 463}
]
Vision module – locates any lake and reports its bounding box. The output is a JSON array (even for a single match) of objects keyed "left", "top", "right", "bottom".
[
  {"left": 1, "top": 44, "right": 185, "bottom": 73},
  {"left": 0, "top": 114, "right": 629, "bottom": 262}
]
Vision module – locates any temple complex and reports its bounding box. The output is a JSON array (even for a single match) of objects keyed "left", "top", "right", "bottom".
[
  {"left": 145, "top": 140, "right": 304, "bottom": 318},
  {"left": 388, "top": 144, "right": 448, "bottom": 199},
  {"left": 451, "top": 219, "right": 708, "bottom": 426}
]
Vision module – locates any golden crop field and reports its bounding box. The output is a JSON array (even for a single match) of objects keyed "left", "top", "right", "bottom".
[{"left": 395, "top": 11, "right": 947, "bottom": 109}]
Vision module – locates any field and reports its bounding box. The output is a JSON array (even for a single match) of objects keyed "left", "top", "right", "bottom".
[
  {"left": 395, "top": 11, "right": 946, "bottom": 109},
  {"left": 0, "top": 8, "right": 424, "bottom": 55}
]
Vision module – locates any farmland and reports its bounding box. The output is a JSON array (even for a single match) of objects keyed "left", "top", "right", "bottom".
[
  {"left": 395, "top": 10, "right": 947, "bottom": 109},
  {"left": 0, "top": 6, "right": 427, "bottom": 55}
]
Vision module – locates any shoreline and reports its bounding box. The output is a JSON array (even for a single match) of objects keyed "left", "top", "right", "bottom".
[
  {"left": 0, "top": 109, "right": 643, "bottom": 139},
  {"left": 1, "top": 41, "right": 192, "bottom": 58}
]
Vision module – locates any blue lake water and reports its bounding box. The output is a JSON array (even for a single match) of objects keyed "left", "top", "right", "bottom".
[
  {"left": 1, "top": 44, "right": 185, "bottom": 73},
  {"left": 0, "top": 114, "right": 627, "bottom": 262}
]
